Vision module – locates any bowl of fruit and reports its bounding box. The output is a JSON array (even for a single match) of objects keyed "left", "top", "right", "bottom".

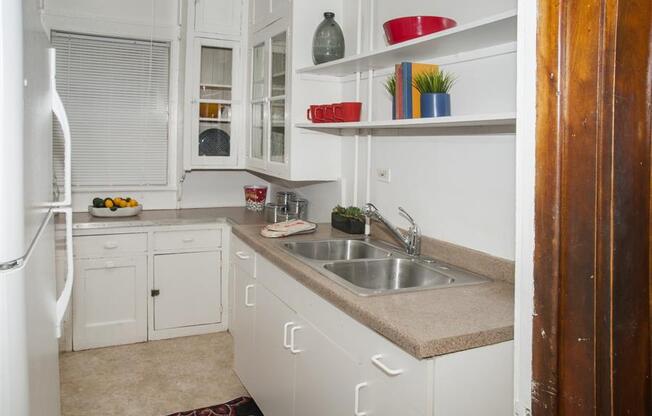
[{"left": 89, "top": 197, "right": 142, "bottom": 217}]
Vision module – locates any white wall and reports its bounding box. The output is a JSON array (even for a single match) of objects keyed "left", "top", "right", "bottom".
[{"left": 45, "top": 0, "right": 264, "bottom": 212}]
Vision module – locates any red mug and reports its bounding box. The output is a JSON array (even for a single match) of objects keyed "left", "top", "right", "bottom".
[
  {"left": 333, "top": 102, "right": 362, "bottom": 122},
  {"left": 321, "top": 104, "right": 335, "bottom": 122},
  {"left": 307, "top": 105, "right": 324, "bottom": 123}
]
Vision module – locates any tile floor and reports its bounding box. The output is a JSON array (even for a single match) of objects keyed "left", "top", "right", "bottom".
[{"left": 59, "top": 332, "right": 248, "bottom": 416}]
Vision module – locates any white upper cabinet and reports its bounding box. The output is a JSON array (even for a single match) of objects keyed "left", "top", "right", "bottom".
[
  {"left": 251, "top": 0, "right": 290, "bottom": 32},
  {"left": 186, "top": 38, "right": 241, "bottom": 169},
  {"left": 246, "top": 23, "right": 290, "bottom": 177},
  {"left": 245, "top": 5, "right": 342, "bottom": 181},
  {"left": 194, "top": 0, "right": 242, "bottom": 36},
  {"left": 181, "top": 0, "right": 245, "bottom": 171}
]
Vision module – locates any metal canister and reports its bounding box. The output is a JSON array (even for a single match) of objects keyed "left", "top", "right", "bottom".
[
  {"left": 276, "top": 191, "right": 296, "bottom": 207},
  {"left": 265, "top": 203, "right": 287, "bottom": 223},
  {"left": 287, "top": 198, "right": 308, "bottom": 220}
]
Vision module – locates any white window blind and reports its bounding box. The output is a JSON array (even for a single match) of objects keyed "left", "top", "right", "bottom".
[{"left": 52, "top": 32, "right": 170, "bottom": 188}]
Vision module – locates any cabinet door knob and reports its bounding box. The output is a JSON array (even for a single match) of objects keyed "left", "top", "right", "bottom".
[
  {"left": 244, "top": 284, "right": 255, "bottom": 307},
  {"left": 235, "top": 251, "right": 251, "bottom": 260},
  {"left": 289, "top": 325, "right": 302, "bottom": 354},
  {"left": 371, "top": 354, "right": 404, "bottom": 376},
  {"left": 182, "top": 237, "right": 195, "bottom": 243},
  {"left": 151, "top": 289, "right": 160, "bottom": 297},
  {"left": 283, "top": 322, "right": 295, "bottom": 349},
  {"left": 104, "top": 261, "right": 115, "bottom": 269},
  {"left": 354, "top": 382, "right": 369, "bottom": 416},
  {"left": 104, "top": 242, "right": 118, "bottom": 249}
]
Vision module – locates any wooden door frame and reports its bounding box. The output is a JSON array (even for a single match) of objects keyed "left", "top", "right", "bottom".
[{"left": 532, "top": 0, "right": 651, "bottom": 414}]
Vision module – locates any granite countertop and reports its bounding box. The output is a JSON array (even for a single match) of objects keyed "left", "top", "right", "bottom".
[
  {"left": 68, "top": 207, "right": 514, "bottom": 359},
  {"left": 68, "top": 207, "right": 268, "bottom": 229}
]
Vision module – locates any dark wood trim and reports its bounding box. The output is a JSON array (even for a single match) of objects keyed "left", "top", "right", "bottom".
[{"left": 532, "top": 0, "right": 651, "bottom": 414}]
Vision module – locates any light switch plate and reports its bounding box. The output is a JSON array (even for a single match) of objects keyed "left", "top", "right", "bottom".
[{"left": 377, "top": 168, "right": 391, "bottom": 183}]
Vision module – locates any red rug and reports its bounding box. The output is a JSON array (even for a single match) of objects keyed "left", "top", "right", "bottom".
[{"left": 166, "top": 397, "right": 263, "bottom": 416}]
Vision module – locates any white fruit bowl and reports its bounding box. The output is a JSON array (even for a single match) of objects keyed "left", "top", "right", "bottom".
[{"left": 88, "top": 205, "right": 143, "bottom": 218}]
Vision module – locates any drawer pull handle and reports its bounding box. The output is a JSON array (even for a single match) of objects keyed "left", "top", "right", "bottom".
[
  {"left": 289, "top": 326, "right": 302, "bottom": 354},
  {"left": 235, "top": 251, "right": 251, "bottom": 260},
  {"left": 104, "top": 261, "right": 116, "bottom": 269},
  {"left": 244, "top": 284, "right": 255, "bottom": 307},
  {"left": 283, "top": 322, "right": 295, "bottom": 349},
  {"left": 354, "top": 382, "right": 368, "bottom": 416},
  {"left": 371, "top": 354, "right": 404, "bottom": 376},
  {"left": 182, "top": 237, "right": 195, "bottom": 243},
  {"left": 104, "top": 242, "right": 118, "bottom": 249}
]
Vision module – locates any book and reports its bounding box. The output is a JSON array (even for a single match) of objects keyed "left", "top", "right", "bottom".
[{"left": 395, "top": 64, "right": 403, "bottom": 119}]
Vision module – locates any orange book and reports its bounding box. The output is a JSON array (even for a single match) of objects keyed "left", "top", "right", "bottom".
[{"left": 410, "top": 63, "right": 439, "bottom": 118}]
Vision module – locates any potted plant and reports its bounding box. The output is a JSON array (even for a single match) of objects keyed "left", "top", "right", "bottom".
[
  {"left": 412, "top": 69, "right": 456, "bottom": 117},
  {"left": 384, "top": 74, "right": 397, "bottom": 119},
  {"left": 331, "top": 205, "right": 365, "bottom": 234}
]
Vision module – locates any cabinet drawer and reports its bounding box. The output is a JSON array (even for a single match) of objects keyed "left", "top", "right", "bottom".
[
  {"left": 153, "top": 228, "right": 222, "bottom": 251},
  {"left": 74, "top": 234, "right": 147, "bottom": 258},
  {"left": 231, "top": 235, "right": 256, "bottom": 276}
]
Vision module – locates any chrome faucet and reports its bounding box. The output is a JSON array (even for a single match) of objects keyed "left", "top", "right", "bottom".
[{"left": 363, "top": 203, "right": 421, "bottom": 256}]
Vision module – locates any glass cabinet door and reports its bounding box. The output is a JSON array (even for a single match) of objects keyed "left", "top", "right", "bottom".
[
  {"left": 269, "top": 32, "right": 287, "bottom": 165},
  {"left": 250, "top": 42, "right": 266, "bottom": 162},
  {"left": 248, "top": 28, "right": 289, "bottom": 172},
  {"left": 190, "top": 38, "right": 239, "bottom": 168}
]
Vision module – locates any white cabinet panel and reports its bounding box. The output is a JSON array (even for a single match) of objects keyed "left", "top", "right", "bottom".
[
  {"left": 194, "top": 0, "right": 241, "bottom": 36},
  {"left": 153, "top": 251, "right": 222, "bottom": 330},
  {"left": 250, "top": 285, "right": 295, "bottom": 416},
  {"left": 231, "top": 234, "right": 256, "bottom": 276},
  {"left": 73, "top": 256, "right": 147, "bottom": 350},
  {"left": 252, "top": 0, "right": 271, "bottom": 31},
  {"left": 74, "top": 233, "right": 147, "bottom": 258},
  {"left": 293, "top": 321, "right": 363, "bottom": 416},
  {"left": 153, "top": 228, "right": 222, "bottom": 251},
  {"left": 231, "top": 263, "right": 257, "bottom": 388},
  {"left": 362, "top": 340, "right": 430, "bottom": 416}
]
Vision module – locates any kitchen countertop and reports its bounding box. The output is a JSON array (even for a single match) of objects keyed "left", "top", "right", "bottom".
[
  {"left": 231, "top": 224, "right": 515, "bottom": 359},
  {"left": 68, "top": 207, "right": 269, "bottom": 229},
  {"left": 69, "top": 207, "right": 514, "bottom": 359}
]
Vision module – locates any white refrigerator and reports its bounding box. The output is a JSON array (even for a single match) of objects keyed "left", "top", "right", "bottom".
[{"left": 0, "top": 0, "right": 73, "bottom": 414}]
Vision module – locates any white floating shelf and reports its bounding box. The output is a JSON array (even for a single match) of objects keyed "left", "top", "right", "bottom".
[
  {"left": 296, "top": 10, "right": 517, "bottom": 77},
  {"left": 295, "top": 112, "right": 516, "bottom": 132}
]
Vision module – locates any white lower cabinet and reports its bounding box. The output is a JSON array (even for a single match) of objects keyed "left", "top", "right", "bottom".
[
  {"left": 73, "top": 256, "right": 147, "bottom": 350},
  {"left": 293, "top": 319, "right": 363, "bottom": 416},
  {"left": 71, "top": 225, "right": 227, "bottom": 350},
  {"left": 230, "top": 235, "right": 514, "bottom": 416},
  {"left": 153, "top": 251, "right": 222, "bottom": 330},
  {"left": 249, "top": 285, "right": 295, "bottom": 416}
]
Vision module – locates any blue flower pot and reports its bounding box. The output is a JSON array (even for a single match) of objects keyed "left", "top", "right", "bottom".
[{"left": 420, "top": 93, "right": 451, "bottom": 117}]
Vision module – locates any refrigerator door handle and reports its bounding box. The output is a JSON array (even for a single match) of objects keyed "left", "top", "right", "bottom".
[
  {"left": 54, "top": 207, "right": 73, "bottom": 338},
  {"left": 49, "top": 48, "right": 71, "bottom": 207}
]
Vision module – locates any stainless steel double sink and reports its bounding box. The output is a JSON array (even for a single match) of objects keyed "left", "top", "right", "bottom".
[{"left": 281, "top": 239, "right": 490, "bottom": 296}]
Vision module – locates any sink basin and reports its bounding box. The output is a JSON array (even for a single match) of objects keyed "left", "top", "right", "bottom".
[
  {"left": 282, "top": 239, "right": 391, "bottom": 261},
  {"left": 323, "top": 258, "right": 489, "bottom": 295}
]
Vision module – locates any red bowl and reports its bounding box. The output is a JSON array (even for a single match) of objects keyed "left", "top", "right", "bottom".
[{"left": 383, "top": 16, "right": 458, "bottom": 45}]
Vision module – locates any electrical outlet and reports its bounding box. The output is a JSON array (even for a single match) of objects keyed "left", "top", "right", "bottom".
[{"left": 377, "top": 168, "right": 391, "bottom": 183}]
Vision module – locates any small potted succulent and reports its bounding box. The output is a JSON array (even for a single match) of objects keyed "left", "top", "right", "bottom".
[
  {"left": 412, "top": 69, "right": 456, "bottom": 117},
  {"left": 384, "top": 74, "right": 397, "bottom": 119},
  {"left": 331, "top": 205, "right": 365, "bottom": 234}
]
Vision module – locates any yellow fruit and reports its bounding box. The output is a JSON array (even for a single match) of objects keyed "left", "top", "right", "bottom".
[
  {"left": 104, "top": 199, "right": 114, "bottom": 208},
  {"left": 128, "top": 200, "right": 138, "bottom": 207}
]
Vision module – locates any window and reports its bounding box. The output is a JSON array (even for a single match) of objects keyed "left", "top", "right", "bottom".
[{"left": 52, "top": 32, "right": 171, "bottom": 189}]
